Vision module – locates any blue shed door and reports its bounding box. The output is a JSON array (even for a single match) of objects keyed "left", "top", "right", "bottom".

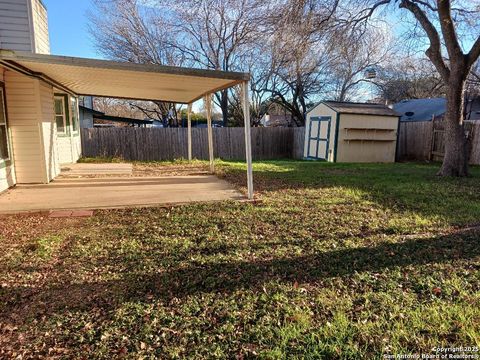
[{"left": 307, "top": 116, "right": 331, "bottom": 160}]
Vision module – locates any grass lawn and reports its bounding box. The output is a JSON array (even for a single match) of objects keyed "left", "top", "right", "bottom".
[{"left": 1, "top": 160, "right": 479, "bottom": 359}]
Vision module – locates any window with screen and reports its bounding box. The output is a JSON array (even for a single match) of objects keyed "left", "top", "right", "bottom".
[
  {"left": 71, "top": 97, "right": 79, "bottom": 133},
  {"left": 0, "top": 87, "right": 9, "bottom": 161},
  {"left": 54, "top": 95, "right": 69, "bottom": 135}
]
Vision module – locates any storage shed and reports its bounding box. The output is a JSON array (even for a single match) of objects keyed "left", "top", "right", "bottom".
[{"left": 303, "top": 101, "right": 400, "bottom": 163}]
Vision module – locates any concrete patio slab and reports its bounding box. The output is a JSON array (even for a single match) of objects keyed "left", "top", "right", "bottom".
[
  {"left": 0, "top": 175, "right": 244, "bottom": 214},
  {"left": 60, "top": 163, "right": 133, "bottom": 176}
]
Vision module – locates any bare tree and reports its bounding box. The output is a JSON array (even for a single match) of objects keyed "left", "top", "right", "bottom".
[
  {"left": 375, "top": 57, "right": 446, "bottom": 103},
  {"left": 327, "top": 25, "right": 396, "bottom": 101},
  {"left": 163, "top": 0, "right": 265, "bottom": 126},
  {"left": 89, "top": 0, "right": 184, "bottom": 125},
  {"left": 258, "top": 0, "right": 339, "bottom": 126},
  {"left": 350, "top": 0, "right": 480, "bottom": 176}
]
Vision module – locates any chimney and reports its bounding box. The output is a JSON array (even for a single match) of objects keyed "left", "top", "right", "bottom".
[{"left": 0, "top": 0, "right": 50, "bottom": 54}]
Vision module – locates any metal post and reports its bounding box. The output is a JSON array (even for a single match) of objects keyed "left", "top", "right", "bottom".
[
  {"left": 187, "top": 103, "right": 192, "bottom": 161},
  {"left": 241, "top": 81, "right": 254, "bottom": 200},
  {"left": 205, "top": 95, "right": 214, "bottom": 173}
]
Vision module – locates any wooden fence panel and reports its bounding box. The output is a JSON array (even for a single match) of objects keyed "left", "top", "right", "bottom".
[
  {"left": 396, "top": 120, "right": 480, "bottom": 165},
  {"left": 397, "top": 121, "right": 433, "bottom": 161},
  {"left": 81, "top": 127, "right": 306, "bottom": 161},
  {"left": 292, "top": 127, "right": 305, "bottom": 159},
  {"left": 470, "top": 123, "right": 480, "bottom": 165}
]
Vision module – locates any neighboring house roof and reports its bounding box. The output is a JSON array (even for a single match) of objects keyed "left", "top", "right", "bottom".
[
  {"left": 261, "top": 114, "right": 290, "bottom": 127},
  {"left": 95, "top": 114, "right": 153, "bottom": 126},
  {"left": 393, "top": 98, "right": 446, "bottom": 122},
  {"left": 79, "top": 105, "right": 153, "bottom": 126},
  {"left": 79, "top": 105, "right": 104, "bottom": 117},
  {"left": 322, "top": 101, "right": 399, "bottom": 116}
]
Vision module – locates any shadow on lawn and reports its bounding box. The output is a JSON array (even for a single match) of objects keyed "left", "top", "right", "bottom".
[{"left": 1, "top": 229, "right": 479, "bottom": 324}]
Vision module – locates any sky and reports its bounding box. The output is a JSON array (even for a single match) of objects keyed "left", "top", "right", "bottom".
[{"left": 43, "top": 0, "right": 102, "bottom": 59}]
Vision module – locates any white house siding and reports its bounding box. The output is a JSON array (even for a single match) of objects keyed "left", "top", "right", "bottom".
[
  {"left": 30, "top": 0, "right": 49, "bottom": 54},
  {"left": 38, "top": 80, "right": 59, "bottom": 180},
  {"left": 71, "top": 132, "right": 81, "bottom": 161},
  {"left": 0, "top": 68, "right": 16, "bottom": 193},
  {"left": 304, "top": 103, "right": 337, "bottom": 162},
  {"left": 0, "top": 155, "right": 15, "bottom": 192},
  {"left": 57, "top": 135, "right": 81, "bottom": 164},
  {"left": 0, "top": 0, "right": 33, "bottom": 52},
  {"left": 4, "top": 70, "right": 52, "bottom": 183}
]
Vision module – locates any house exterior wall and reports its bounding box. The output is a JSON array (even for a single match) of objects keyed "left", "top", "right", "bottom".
[
  {"left": 57, "top": 134, "right": 81, "bottom": 164},
  {"left": 0, "top": 68, "right": 16, "bottom": 193},
  {"left": 0, "top": 0, "right": 50, "bottom": 54},
  {"left": 0, "top": 0, "right": 33, "bottom": 51},
  {"left": 38, "top": 79, "right": 59, "bottom": 179},
  {"left": 304, "top": 103, "right": 337, "bottom": 162},
  {"left": 4, "top": 69, "right": 58, "bottom": 183},
  {"left": 4, "top": 70, "right": 44, "bottom": 183},
  {"left": 30, "top": 0, "right": 49, "bottom": 54},
  {"left": 336, "top": 114, "right": 398, "bottom": 163}
]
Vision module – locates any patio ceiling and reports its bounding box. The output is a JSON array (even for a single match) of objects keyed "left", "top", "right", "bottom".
[{"left": 0, "top": 50, "right": 250, "bottom": 104}]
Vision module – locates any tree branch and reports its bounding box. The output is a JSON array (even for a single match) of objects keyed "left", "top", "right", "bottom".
[
  {"left": 399, "top": 0, "right": 450, "bottom": 80},
  {"left": 467, "top": 37, "right": 480, "bottom": 69},
  {"left": 437, "top": 0, "right": 464, "bottom": 62}
]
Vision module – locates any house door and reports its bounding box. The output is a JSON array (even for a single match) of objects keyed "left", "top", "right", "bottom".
[{"left": 307, "top": 116, "right": 331, "bottom": 160}]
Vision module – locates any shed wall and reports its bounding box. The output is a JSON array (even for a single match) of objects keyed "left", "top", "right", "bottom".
[
  {"left": 304, "top": 103, "right": 337, "bottom": 161},
  {"left": 336, "top": 114, "right": 398, "bottom": 163}
]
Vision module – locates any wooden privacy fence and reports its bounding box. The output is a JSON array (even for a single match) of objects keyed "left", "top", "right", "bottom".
[
  {"left": 397, "top": 120, "right": 480, "bottom": 164},
  {"left": 81, "top": 127, "right": 306, "bottom": 161}
]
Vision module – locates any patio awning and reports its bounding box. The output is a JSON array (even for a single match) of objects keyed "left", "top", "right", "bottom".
[
  {"left": 0, "top": 50, "right": 249, "bottom": 104},
  {"left": 0, "top": 49, "right": 254, "bottom": 200}
]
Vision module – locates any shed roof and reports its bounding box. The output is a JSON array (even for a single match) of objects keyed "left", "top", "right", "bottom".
[
  {"left": 0, "top": 50, "right": 249, "bottom": 104},
  {"left": 322, "top": 101, "right": 399, "bottom": 116}
]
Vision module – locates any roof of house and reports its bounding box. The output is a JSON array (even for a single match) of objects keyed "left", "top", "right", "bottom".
[
  {"left": 0, "top": 50, "right": 249, "bottom": 104},
  {"left": 79, "top": 105, "right": 104, "bottom": 116},
  {"left": 321, "top": 101, "right": 399, "bottom": 116},
  {"left": 95, "top": 114, "right": 153, "bottom": 126},
  {"left": 393, "top": 98, "right": 446, "bottom": 122}
]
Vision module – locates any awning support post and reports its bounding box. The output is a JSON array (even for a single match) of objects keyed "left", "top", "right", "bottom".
[
  {"left": 205, "top": 94, "right": 215, "bottom": 173},
  {"left": 241, "top": 81, "right": 254, "bottom": 200},
  {"left": 187, "top": 103, "right": 192, "bottom": 161}
]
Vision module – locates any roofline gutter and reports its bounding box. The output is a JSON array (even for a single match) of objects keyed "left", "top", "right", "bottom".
[
  {"left": 0, "top": 59, "right": 77, "bottom": 96},
  {"left": 313, "top": 101, "right": 400, "bottom": 117},
  {"left": 0, "top": 50, "right": 251, "bottom": 82},
  {"left": 0, "top": 49, "right": 248, "bottom": 103}
]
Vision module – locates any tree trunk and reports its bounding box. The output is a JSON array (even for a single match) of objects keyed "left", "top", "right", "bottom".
[
  {"left": 220, "top": 90, "right": 229, "bottom": 127},
  {"left": 437, "top": 75, "right": 469, "bottom": 177}
]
